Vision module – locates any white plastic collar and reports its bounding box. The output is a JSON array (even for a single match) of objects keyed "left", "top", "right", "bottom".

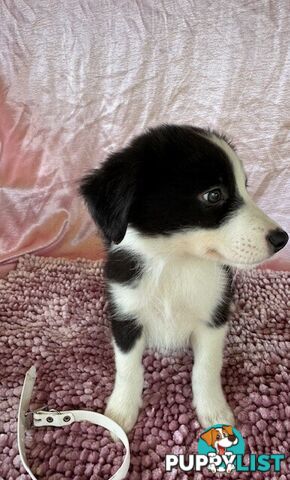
[{"left": 17, "top": 366, "right": 130, "bottom": 480}]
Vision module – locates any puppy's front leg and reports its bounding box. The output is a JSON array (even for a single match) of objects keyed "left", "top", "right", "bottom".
[
  {"left": 105, "top": 319, "right": 145, "bottom": 433},
  {"left": 191, "top": 323, "right": 234, "bottom": 428}
]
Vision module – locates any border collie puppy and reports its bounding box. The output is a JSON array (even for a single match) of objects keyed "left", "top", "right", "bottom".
[{"left": 80, "top": 125, "right": 288, "bottom": 431}]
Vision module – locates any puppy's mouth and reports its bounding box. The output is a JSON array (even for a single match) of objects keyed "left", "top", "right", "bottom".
[
  {"left": 217, "top": 445, "right": 226, "bottom": 455},
  {"left": 206, "top": 248, "right": 269, "bottom": 269},
  {"left": 206, "top": 249, "right": 224, "bottom": 260}
]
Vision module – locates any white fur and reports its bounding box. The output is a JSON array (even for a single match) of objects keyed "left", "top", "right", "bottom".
[
  {"left": 106, "top": 230, "right": 233, "bottom": 430},
  {"left": 191, "top": 322, "right": 234, "bottom": 427},
  {"left": 209, "top": 136, "right": 279, "bottom": 266},
  {"left": 110, "top": 233, "right": 227, "bottom": 351},
  {"left": 105, "top": 336, "right": 145, "bottom": 434}
]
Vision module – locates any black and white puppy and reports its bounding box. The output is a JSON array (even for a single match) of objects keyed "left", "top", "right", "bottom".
[{"left": 80, "top": 125, "right": 288, "bottom": 431}]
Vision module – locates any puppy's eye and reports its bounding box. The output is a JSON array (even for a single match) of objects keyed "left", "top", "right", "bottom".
[{"left": 202, "top": 188, "right": 224, "bottom": 205}]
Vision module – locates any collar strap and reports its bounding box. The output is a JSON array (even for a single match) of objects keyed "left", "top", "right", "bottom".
[{"left": 17, "top": 366, "right": 130, "bottom": 480}]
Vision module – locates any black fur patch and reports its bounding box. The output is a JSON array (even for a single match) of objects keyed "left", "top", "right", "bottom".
[
  {"left": 105, "top": 249, "right": 143, "bottom": 284},
  {"left": 79, "top": 124, "right": 245, "bottom": 243},
  {"left": 210, "top": 267, "right": 234, "bottom": 327},
  {"left": 79, "top": 153, "right": 137, "bottom": 244},
  {"left": 111, "top": 317, "right": 143, "bottom": 353},
  {"left": 129, "top": 125, "right": 244, "bottom": 235},
  {"left": 106, "top": 289, "right": 143, "bottom": 352}
]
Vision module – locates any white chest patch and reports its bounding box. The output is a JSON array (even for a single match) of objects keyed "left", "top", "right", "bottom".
[{"left": 109, "top": 255, "right": 227, "bottom": 351}]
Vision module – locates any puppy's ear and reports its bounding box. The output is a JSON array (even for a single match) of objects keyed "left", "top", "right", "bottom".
[
  {"left": 200, "top": 429, "right": 214, "bottom": 446},
  {"left": 79, "top": 152, "right": 136, "bottom": 244},
  {"left": 223, "top": 425, "right": 234, "bottom": 436}
]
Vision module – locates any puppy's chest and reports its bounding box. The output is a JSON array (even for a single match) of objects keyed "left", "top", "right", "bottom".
[
  {"left": 109, "top": 255, "right": 227, "bottom": 348},
  {"left": 142, "top": 259, "right": 225, "bottom": 321}
]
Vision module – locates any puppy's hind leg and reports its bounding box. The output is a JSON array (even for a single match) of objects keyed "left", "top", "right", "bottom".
[
  {"left": 191, "top": 323, "right": 234, "bottom": 428},
  {"left": 105, "top": 318, "right": 145, "bottom": 434}
]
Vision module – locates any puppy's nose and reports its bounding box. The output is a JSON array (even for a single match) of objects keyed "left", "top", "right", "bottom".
[
  {"left": 228, "top": 435, "right": 236, "bottom": 442},
  {"left": 266, "top": 229, "right": 289, "bottom": 253}
]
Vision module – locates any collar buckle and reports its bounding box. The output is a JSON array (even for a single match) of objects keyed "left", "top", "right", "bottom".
[{"left": 33, "top": 409, "right": 74, "bottom": 427}]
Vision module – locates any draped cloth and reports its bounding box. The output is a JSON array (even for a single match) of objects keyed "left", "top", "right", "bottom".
[{"left": 0, "top": 0, "right": 289, "bottom": 272}]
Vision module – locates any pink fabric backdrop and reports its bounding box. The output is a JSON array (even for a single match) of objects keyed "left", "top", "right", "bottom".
[{"left": 0, "top": 0, "right": 289, "bottom": 270}]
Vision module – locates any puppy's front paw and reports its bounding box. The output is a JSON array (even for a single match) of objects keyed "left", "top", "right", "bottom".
[
  {"left": 195, "top": 399, "right": 234, "bottom": 428},
  {"left": 105, "top": 393, "right": 140, "bottom": 438}
]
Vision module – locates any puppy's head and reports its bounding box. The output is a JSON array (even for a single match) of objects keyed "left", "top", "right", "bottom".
[
  {"left": 80, "top": 124, "right": 288, "bottom": 267},
  {"left": 201, "top": 425, "right": 237, "bottom": 450}
]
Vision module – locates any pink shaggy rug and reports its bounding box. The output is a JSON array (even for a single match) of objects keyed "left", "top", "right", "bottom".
[{"left": 0, "top": 254, "right": 289, "bottom": 480}]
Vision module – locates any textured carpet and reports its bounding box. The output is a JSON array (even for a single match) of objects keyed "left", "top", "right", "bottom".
[{"left": 0, "top": 254, "right": 289, "bottom": 480}]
